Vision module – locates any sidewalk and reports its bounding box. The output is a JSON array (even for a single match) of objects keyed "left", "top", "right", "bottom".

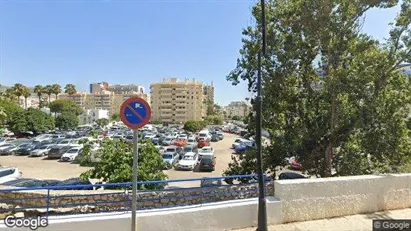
[{"left": 234, "top": 208, "right": 411, "bottom": 231}]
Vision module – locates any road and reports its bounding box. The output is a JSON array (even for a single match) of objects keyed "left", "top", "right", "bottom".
[{"left": 0, "top": 133, "right": 238, "bottom": 187}]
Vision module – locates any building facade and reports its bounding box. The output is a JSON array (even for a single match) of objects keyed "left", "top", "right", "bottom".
[
  {"left": 79, "top": 109, "right": 109, "bottom": 125},
  {"left": 150, "top": 78, "right": 214, "bottom": 124},
  {"left": 59, "top": 92, "right": 149, "bottom": 116},
  {"left": 224, "top": 101, "right": 251, "bottom": 118},
  {"left": 89, "top": 82, "right": 109, "bottom": 94},
  {"left": 108, "top": 84, "right": 145, "bottom": 94}
]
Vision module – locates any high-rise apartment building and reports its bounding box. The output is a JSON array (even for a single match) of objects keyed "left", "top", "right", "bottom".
[
  {"left": 59, "top": 92, "right": 149, "bottom": 116},
  {"left": 108, "top": 84, "right": 145, "bottom": 94},
  {"left": 224, "top": 101, "right": 251, "bottom": 118},
  {"left": 150, "top": 78, "right": 214, "bottom": 124},
  {"left": 89, "top": 82, "right": 109, "bottom": 94}
]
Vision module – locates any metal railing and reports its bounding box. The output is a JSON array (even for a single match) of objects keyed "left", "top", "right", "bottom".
[{"left": 0, "top": 174, "right": 269, "bottom": 218}]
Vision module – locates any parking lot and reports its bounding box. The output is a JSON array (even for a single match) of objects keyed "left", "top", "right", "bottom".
[{"left": 0, "top": 133, "right": 239, "bottom": 187}]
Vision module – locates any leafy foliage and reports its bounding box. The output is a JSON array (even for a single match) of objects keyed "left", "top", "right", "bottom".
[
  {"left": 203, "top": 115, "right": 223, "bottom": 125},
  {"left": 80, "top": 138, "right": 167, "bottom": 189},
  {"left": 96, "top": 118, "right": 109, "bottom": 127},
  {"left": 56, "top": 112, "right": 79, "bottom": 130},
  {"left": 183, "top": 120, "right": 206, "bottom": 132},
  {"left": 8, "top": 108, "right": 54, "bottom": 134},
  {"left": 110, "top": 113, "right": 120, "bottom": 121},
  {"left": 225, "top": 0, "right": 411, "bottom": 178},
  {"left": 49, "top": 99, "right": 83, "bottom": 116}
]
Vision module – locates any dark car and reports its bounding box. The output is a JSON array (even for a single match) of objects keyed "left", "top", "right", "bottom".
[
  {"left": 198, "top": 155, "right": 216, "bottom": 172},
  {"left": 14, "top": 143, "right": 38, "bottom": 156},
  {"left": 200, "top": 178, "right": 221, "bottom": 187},
  {"left": 181, "top": 145, "right": 198, "bottom": 156},
  {"left": 211, "top": 134, "right": 219, "bottom": 142},
  {"left": 47, "top": 146, "right": 72, "bottom": 159},
  {"left": 278, "top": 172, "right": 307, "bottom": 180}
]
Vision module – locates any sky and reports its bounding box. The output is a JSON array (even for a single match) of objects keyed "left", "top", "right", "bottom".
[{"left": 0, "top": 0, "right": 401, "bottom": 106}]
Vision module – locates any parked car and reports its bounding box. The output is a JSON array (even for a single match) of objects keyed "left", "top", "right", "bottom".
[
  {"left": 198, "top": 146, "right": 214, "bottom": 159},
  {"left": 0, "top": 144, "right": 18, "bottom": 155},
  {"left": 162, "top": 153, "right": 179, "bottom": 169},
  {"left": 162, "top": 137, "right": 174, "bottom": 146},
  {"left": 60, "top": 147, "right": 83, "bottom": 162},
  {"left": 232, "top": 138, "right": 249, "bottom": 149},
  {"left": 211, "top": 134, "right": 219, "bottom": 142},
  {"left": 278, "top": 172, "right": 307, "bottom": 180},
  {"left": 181, "top": 145, "right": 198, "bottom": 156},
  {"left": 217, "top": 132, "right": 224, "bottom": 140},
  {"left": 29, "top": 144, "right": 54, "bottom": 157},
  {"left": 198, "top": 155, "right": 216, "bottom": 172},
  {"left": 176, "top": 138, "right": 188, "bottom": 146},
  {"left": 200, "top": 178, "right": 221, "bottom": 187},
  {"left": 0, "top": 138, "right": 16, "bottom": 145},
  {"left": 186, "top": 137, "right": 197, "bottom": 147},
  {"left": 14, "top": 143, "right": 38, "bottom": 156},
  {"left": 234, "top": 141, "right": 255, "bottom": 154},
  {"left": 0, "top": 167, "right": 22, "bottom": 184},
  {"left": 175, "top": 152, "right": 199, "bottom": 170},
  {"left": 197, "top": 138, "right": 210, "bottom": 148},
  {"left": 48, "top": 146, "right": 72, "bottom": 159}
]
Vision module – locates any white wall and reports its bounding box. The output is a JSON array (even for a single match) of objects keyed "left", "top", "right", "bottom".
[{"left": 1, "top": 174, "right": 411, "bottom": 231}]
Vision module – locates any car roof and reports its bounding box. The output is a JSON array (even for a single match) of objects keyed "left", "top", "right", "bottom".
[{"left": 184, "top": 152, "right": 195, "bottom": 156}]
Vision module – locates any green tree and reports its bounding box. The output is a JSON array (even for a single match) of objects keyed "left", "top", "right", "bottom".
[
  {"left": 56, "top": 112, "right": 79, "bottom": 130},
  {"left": 183, "top": 120, "right": 206, "bottom": 132},
  {"left": 49, "top": 99, "right": 83, "bottom": 116},
  {"left": 12, "top": 83, "right": 25, "bottom": 105},
  {"left": 110, "top": 113, "right": 120, "bottom": 121},
  {"left": 96, "top": 118, "right": 109, "bottom": 127},
  {"left": 64, "top": 84, "right": 77, "bottom": 100},
  {"left": 33, "top": 85, "right": 44, "bottom": 108},
  {"left": 204, "top": 115, "right": 223, "bottom": 125},
  {"left": 21, "top": 87, "right": 30, "bottom": 109},
  {"left": 231, "top": 115, "right": 241, "bottom": 121},
  {"left": 51, "top": 84, "right": 62, "bottom": 100},
  {"left": 0, "top": 106, "right": 7, "bottom": 127},
  {"left": 80, "top": 138, "right": 167, "bottom": 189},
  {"left": 8, "top": 108, "right": 54, "bottom": 135},
  {"left": 226, "top": 0, "right": 411, "bottom": 178},
  {"left": 43, "top": 85, "right": 54, "bottom": 104}
]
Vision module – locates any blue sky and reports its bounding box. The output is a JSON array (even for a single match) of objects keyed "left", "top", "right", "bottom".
[{"left": 0, "top": 0, "right": 400, "bottom": 106}]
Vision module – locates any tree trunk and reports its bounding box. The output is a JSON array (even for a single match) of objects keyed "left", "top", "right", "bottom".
[
  {"left": 325, "top": 92, "right": 337, "bottom": 177},
  {"left": 38, "top": 95, "right": 41, "bottom": 108}
]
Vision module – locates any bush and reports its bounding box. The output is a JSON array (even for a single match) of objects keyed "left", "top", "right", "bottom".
[{"left": 183, "top": 120, "right": 206, "bottom": 132}]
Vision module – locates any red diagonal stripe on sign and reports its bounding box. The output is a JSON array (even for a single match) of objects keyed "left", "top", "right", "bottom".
[{"left": 126, "top": 105, "right": 144, "bottom": 121}]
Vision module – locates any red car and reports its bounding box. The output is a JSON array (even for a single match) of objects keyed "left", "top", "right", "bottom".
[{"left": 197, "top": 139, "right": 210, "bottom": 148}]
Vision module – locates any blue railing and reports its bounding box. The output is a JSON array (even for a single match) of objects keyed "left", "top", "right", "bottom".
[{"left": 0, "top": 174, "right": 270, "bottom": 217}]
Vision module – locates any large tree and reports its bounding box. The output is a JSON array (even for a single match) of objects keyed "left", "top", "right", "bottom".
[
  {"left": 226, "top": 0, "right": 411, "bottom": 177},
  {"left": 49, "top": 99, "right": 83, "bottom": 116}
]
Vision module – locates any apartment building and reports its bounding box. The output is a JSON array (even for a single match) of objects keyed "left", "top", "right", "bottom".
[
  {"left": 89, "top": 82, "right": 109, "bottom": 94},
  {"left": 150, "top": 78, "right": 213, "bottom": 124},
  {"left": 224, "top": 101, "right": 251, "bottom": 118},
  {"left": 59, "top": 92, "right": 149, "bottom": 116},
  {"left": 79, "top": 109, "right": 109, "bottom": 125},
  {"left": 108, "top": 84, "right": 145, "bottom": 94}
]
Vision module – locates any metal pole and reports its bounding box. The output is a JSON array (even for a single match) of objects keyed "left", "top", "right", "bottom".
[
  {"left": 131, "top": 129, "right": 139, "bottom": 231},
  {"left": 256, "top": 0, "right": 267, "bottom": 231}
]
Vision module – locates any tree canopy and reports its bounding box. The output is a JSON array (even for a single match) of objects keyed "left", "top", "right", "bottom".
[
  {"left": 226, "top": 0, "right": 411, "bottom": 177},
  {"left": 8, "top": 108, "right": 55, "bottom": 135},
  {"left": 56, "top": 112, "right": 79, "bottom": 130},
  {"left": 183, "top": 120, "right": 206, "bottom": 132},
  {"left": 80, "top": 138, "right": 167, "bottom": 189},
  {"left": 49, "top": 99, "right": 83, "bottom": 116}
]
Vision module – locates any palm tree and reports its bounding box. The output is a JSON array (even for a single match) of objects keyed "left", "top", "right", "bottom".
[
  {"left": 51, "top": 84, "right": 62, "bottom": 100},
  {"left": 1, "top": 89, "right": 16, "bottom": 101},
  {"left": 33, "top": 85, "right": 43, "bottom": 108},
  {"left": 12, "top": 83, "right": 25, "bottom": 106},
  {"left": 44, "top": 85, "right": 54, "bottom": 104},
  {"left": 22, "top": 87, "right": 31, "bottom": 109},
  {"left": 64, "top": 84, "right": 77, "bottom": 100}
]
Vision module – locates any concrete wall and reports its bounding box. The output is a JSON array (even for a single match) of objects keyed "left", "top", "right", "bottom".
[
  {"left": 0, "top": 174, "right": 411, "bottom": 231},
  {"left": 274, "top": 173, "right": 411, "bottom": 223},
  {"left": 0, "top": 183, "right": 275, "bottom": 217}
]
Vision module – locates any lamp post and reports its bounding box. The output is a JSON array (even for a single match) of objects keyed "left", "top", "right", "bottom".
[{"left": 256, "top": 0, "right": 268, "bottom": 231}]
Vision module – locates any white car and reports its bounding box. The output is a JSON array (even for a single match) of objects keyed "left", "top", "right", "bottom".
[
  {"left": 232, "top": 138, "right": 249, "bottom": 149},
  {"left": 144, "top": 133, "right": 156, "bottom": 139},
  {"left": 0, "top": 167, "right": 22, "bottom": 184},
  {"left": 29, "top": 144, "right": 54, "bottom": 157},
  {"left": 0, "top": 143, "right": 15, "bottom": 151},
  {"left": 176, "top": 152, "right": 199, "bottom": 170},
  {"left": 186, "top": 138, "right": 197, "bottom": 146},
  {"left": 198, "top": 146, "right": 214, "bottom": 158},
  {"left": 60, "top": 147, "right": 83, "bottom": 162},
  {"left": 0, "top": 138, "right": 16, "bottom": 145},
  {"left": 178, "top": 134, "right": 188, "bottom": 140}
]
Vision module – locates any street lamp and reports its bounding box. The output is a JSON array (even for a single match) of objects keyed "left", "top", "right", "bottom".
[{"left": 255, "top": 1, "right": 268, "bottom": 231}]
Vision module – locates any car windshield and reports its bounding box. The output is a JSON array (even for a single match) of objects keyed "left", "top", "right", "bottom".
[
  {"left": 67, "top": 149, "right": 79, "bottom": 153},
  {"left": 188, "top": 139, "right": 195, "bottom": 142},
  {"left": 59, "top": 140, "right": 69, "bottom": 144},
  {"left": 183, "top": 147, "right": 192, "bottom": 152},
  {"left": 162, "top": 154, "right": 172, "bottom": 159},
  {"left": 200, "top": 148, "right": 211, "bottom": 153},
  {"left": 201, "top": 158, "right": 213, "bottom": 163},
  {"left": 199, "top": 134, "right": 207, "bottom": 137},
  {"left": 38, "top": 145, "right": 49, "bottom": 149},
  {"left": 183, "top": 155, "right": 194, "bottom": 160},
  {"left": 0, "top": 144, "right": 12, "bottom": 147},
  {"left": 166, "top": 148, "right": 176, "bottom": 152},
  {"left": 19, "top": 144, "right": 29, "bottom": 148}
]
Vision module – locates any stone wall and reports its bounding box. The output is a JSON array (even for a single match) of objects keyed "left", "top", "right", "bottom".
[{"left": 0, "top": 183, "right": 274, "bottom": 216}]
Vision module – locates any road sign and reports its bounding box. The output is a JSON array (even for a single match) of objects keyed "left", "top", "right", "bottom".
[{"left": 120, "top": 97, "right": 151, "bottom": 130}]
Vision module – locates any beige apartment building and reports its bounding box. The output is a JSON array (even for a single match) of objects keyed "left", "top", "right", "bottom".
[
  {"left": 150, "top": 78, "right": 214, "bottom": 124},
  {"left": 59, "top": 92, "right": 149, "bottom": 116},
  {"left": 224, "top": 101, "right": 251, "bottom": 118}
]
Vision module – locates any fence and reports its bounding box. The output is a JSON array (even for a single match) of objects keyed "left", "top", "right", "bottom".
[{"left": 0, "top": 174, "right": 273, "bottom": 218}]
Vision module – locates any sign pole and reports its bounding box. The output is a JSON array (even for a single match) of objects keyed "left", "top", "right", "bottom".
[{"left": 131, "top": 129, "right": 139, "bottom": 231}]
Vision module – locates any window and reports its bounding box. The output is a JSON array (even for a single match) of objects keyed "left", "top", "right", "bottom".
[{"left": 0, "top": 169, "right": 16, "bottom": 177}]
